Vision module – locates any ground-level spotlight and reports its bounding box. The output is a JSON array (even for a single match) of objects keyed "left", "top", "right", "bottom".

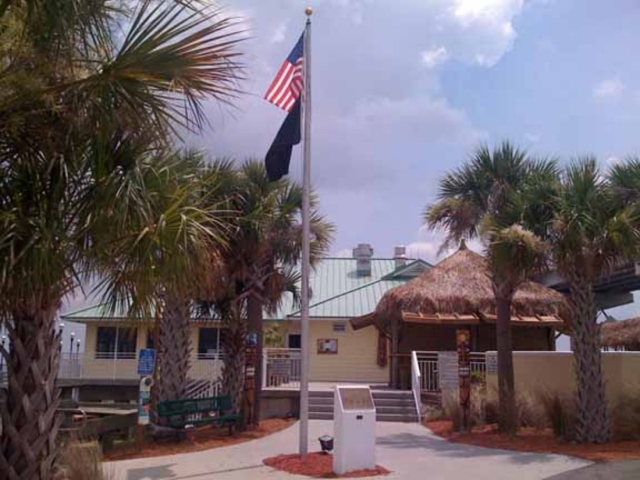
[{"left": 318, "top": 435, "right": 333, "bottom": 454}]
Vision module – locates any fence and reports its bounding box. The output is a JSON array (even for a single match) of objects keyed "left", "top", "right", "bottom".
[
  {"left": 413, "top": 351, "right": 487, "bottom": 393},
  {"left": 263, "top": 348, "right": 301, "bottom": 388}
]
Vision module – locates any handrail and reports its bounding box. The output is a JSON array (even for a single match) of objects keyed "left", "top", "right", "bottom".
[{"left": 410, "top": 351, "right": 422, "bottom": 423}]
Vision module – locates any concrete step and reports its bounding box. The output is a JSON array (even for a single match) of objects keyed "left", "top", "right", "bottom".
[
  {"left": 309, "top": 411, "right": 333, "bottom": 420},
  {"left": 309, "top": 412, "right": 419, "bottom": 422}
]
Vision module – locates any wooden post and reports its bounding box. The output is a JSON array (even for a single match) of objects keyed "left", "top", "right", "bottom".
[
  {"left": 456, "top": 329, "right": 471, "bottom": 431},
  {"left": 390, "top": 317, "right": 399, "bottom": 389}
]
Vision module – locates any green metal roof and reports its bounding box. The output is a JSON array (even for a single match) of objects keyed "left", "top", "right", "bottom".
[{"left": 62, "top": 257, "right": 430, "bottom": 323}]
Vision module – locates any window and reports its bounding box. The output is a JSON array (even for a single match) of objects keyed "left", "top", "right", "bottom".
[
  {"left": 333, "top": 323, "right": 347, "bottom": 333},
  {"left": 146, "top": 330, "right": 155, "bottom": 349},
  {"left": 288, "top": 334, "right": 301, "bottom": 349},
  {"left": 198, "top": 328, "right": 221, "bottom": 359},
  {"left": 95, "top": 327, "right": 137, "bottom": 359}
]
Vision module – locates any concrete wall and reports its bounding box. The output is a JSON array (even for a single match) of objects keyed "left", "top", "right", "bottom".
[
  {"left": 285, "top": 319, "right": 389, "bottom": 384},
  {"left": 486, "top": 351, "right": 640, "bottom": 404}
]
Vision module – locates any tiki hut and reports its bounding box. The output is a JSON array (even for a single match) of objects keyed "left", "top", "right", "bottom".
[
  {"left": 351, "top": 242, "right": 570, "bottom": 386},
  {"left": 601, "top": 317, "right": 640, "bottom": 351}
]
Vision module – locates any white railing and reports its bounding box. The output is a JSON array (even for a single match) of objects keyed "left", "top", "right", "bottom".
[
  {"left": 470, "top": 353, "right": 487, "bottom": 384},
  {"left": 413, "top": 351, "right": 487, "bottom": 392},
  {"left": 57, "top": 352, "right": 224, "bottom": 382},
  {"left": 415, "top": 351, "right": 439, "bottom": 392},
  {"left": 263, "top": 348, "right": 301, "bottom": 388},
  {"left": 410, "top": 351, "right": 422, "bottom": 422}
]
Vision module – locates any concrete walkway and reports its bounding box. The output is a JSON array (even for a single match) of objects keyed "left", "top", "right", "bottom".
[
  {"left": 546, "top": 460, "right": 640, "bottom": 480},
  {"left": 108, "top": 421, "right": 590, "bottom": 480}
]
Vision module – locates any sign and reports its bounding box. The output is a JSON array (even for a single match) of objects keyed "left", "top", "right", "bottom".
[
  {"left": 138, "top": 376, "right": 154, "bottom": 425},
  {"left": 338, "top": 387, "right": 375, "bottom": 411},
  {"left": 317, "top": 338, "right": 338, "bottom": 354},
  {"left": 456, "top": 329, "right": 471, "bottom": 431},
  {"left": 137, "top": 348, "right": 156, "bottom": 376}
]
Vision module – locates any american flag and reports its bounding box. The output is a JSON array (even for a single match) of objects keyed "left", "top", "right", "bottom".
[{"left": 264, "top": 33, "right": 304, "bottom": 112}]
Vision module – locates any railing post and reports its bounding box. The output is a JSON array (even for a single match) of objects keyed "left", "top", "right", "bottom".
[
  {"left": 411, "top": 351, "right": 422, "bottom": 423},
  {"left": 262, "top": 349, "right": 268, "bottom": 389}
]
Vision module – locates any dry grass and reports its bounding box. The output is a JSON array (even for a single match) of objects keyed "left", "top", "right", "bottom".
[
  {"left": 374, "top": 247, "right": 569, "bottom": 325},
  {"left": 601, "top": 317, "right": 640, "bottom": 350},
  {"left": 57, "top": 438, "right": 114, "bottom": 480},
  {"left": 612, "top": 390, "right": 640, "bottom": 441}
]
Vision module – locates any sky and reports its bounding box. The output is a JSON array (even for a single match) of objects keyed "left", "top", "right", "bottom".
[
  {"left": 55, "top": 0, "right": 640, "bottom": 350},
  {"left": 189, "top": 0, "right": 640, "bottom": 320}
]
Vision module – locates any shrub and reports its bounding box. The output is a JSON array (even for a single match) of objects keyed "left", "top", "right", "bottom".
[
  {"left": 57, "top": 437, "right": 114, "bottom": 480},
  {"left": 516, "top": 391, "right": 547, "bottom": 429},
  {"left": 611, "top": 390, "right": 640, "bottom": 441},
  {"left": 538, "top": 391, "right": 576, "bottom": 441}
]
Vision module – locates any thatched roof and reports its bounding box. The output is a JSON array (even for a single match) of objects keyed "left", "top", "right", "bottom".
[
  {"left": 351, "top": 244, "right": 569, "bottom": 331},
  {"left": 601, "top": 317, "right": 640, "bottom": 351}
]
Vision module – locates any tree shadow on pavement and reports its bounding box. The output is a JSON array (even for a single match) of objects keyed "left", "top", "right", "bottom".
[{"left": 376, "top": 432, "right": 571, "bottom": 466}]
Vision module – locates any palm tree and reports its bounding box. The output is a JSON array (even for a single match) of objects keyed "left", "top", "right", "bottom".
[
  {"left": 0, "top": 1, "right": 243, "bottom": 476},
  {"left": 542, "top": 158, "right": 640, "bottom": 443},
  {"left": 202, "top": 160, "right": 333, "bottom": 425},
  {"left": 426, "top": 142, "right": 555, "bottom": 435}
]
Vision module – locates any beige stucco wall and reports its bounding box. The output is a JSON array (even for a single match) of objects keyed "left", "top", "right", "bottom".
[
  {"left": 285, "top": 319, "right": 389, "bottom": 384},
  {"left": 486, "top": 351, "right": 640, "bottom": 404}
]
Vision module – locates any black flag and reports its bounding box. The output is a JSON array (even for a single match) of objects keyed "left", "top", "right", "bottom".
[{"left": 265, "top": 99, "right": 301, "bottom": 181}]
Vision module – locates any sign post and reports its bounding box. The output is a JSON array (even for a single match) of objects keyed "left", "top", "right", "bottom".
[
  {"left": 456, "top": 329, "right": 471, "bottom": 432},
  {"left": 136, "top": 349, "right": 156, "bottom": 450}
]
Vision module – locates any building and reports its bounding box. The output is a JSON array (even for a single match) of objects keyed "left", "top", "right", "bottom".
[{"left": 60, "top": 245, "right": 431, "bottom": 396}]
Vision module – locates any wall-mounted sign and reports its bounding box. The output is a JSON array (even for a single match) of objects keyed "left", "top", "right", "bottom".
[
  {"left": 137, "top": 348, "right": 156, "bottom": 376},
  {"left": 317, "top": 338, "right": 338, "bottom": 354}
]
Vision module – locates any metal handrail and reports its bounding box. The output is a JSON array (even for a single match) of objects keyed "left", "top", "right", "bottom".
[{"left": 410, "top": 351, "right": 422, "bottom": 422}]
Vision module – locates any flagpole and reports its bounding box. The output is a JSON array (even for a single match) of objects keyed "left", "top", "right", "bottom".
[{"left": 299, "top": 6, "right": 313, "bottom": 455}]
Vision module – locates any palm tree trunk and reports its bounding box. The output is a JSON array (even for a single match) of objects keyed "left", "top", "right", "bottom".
[
  {"left": 0, "top": 307, "right": 63, "bottom": 480},
  {"left": 221, "top": 306, "right": 247, "bottom": 417},
  {"left": 568, "top": 277, "right": 611, "bottom": 443},
  {"left": 247, "top": 295, "right": 263, "bottom": 426},
  {"left": 155, "top": 297, "right": 191, "bottom": 404},
  {"left": 496, "top": 294, "right": 517, "bottom": 436}
]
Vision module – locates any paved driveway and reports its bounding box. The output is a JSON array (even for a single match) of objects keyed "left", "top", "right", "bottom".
[{"left": 108, "top": 420, "right": 590, "bottom": 480}]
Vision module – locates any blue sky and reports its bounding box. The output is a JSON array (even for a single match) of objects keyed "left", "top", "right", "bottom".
[
  {"left": 58, "top": 1, "right": 640, "bottom": 348},
  {"left": 190, "top": 0, "right": 640, "bottom": 327}
]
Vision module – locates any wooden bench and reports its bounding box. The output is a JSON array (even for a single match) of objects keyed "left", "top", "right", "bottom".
[{"left": 156, "top": 396, "right": 240, "bottom": 437}]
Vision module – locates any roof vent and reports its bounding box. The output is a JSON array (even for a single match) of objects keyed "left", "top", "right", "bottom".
[
  {"left": 394, "top": 245, "right": 407, "bottom": 270},
  {"left": 353, "top": 243, "right": 373, "bottom": 277}
]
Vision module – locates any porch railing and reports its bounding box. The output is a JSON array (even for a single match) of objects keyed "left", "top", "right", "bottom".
[
  {"left": 415, "top": 351, "right": 439, "bottom": 392},
  {"left": 410, "top": 351, "right": 422, "bottom": 422},
  {"left": 56, "top": 352, "right": 224, "bottom": 382},
  {"left": 413, "top": 351, "right": 487, "bottom": 392},
  {"left": 263, "top": 348, "right": 301, "bottom": 388}
]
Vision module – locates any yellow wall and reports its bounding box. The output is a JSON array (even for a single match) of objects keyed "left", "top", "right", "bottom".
[
  {"left": 81, "top": 319, "right": 388, "bottom": 384},
  {"left": 486, "top": 351, "right": 640, "bottom": 404},
  {"left": 285, "top": 319, "right": 388, "bottom": 384}
]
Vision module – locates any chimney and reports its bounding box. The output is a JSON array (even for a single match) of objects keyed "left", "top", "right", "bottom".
[
  {"left": 394, "top": 245, "right": 407, "bottom": 270},
  {"left": 353, "top": 243, "right": 373, "bottom": 277}
]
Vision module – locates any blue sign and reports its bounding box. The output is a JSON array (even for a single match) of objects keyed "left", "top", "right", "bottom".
[{"left": 137, "top": 348, "right": 157, "bottom": 376}]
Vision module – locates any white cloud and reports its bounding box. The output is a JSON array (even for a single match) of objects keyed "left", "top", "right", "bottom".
[
  {"left": 593, "top": 79, "right": 626, "bottom": 99},
  {"left": 334, "top": 248, "right": 353, "bottom": 258},
  {"left": 270, "top": 22, "right": 287, "bottom": 44},
  {"left": 447, "top": 0, "right": 525, "bottom": 67},
  {"left": 421, "top": 46, "right": 449, "bottom": 69},
  {"left": 524, "top": 132, "right": 540, "bottom": 143}
]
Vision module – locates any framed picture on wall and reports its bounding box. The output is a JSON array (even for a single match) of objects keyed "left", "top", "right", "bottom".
[{"left": 317, "top": 338, "right": 338, "bottom": 354}]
